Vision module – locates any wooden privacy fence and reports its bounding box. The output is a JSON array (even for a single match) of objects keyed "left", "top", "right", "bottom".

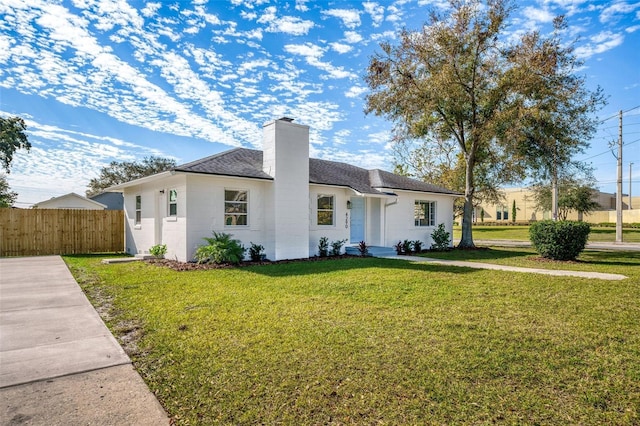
[{"left": 0, "top": 209, "right": 124, "bottom": 256}]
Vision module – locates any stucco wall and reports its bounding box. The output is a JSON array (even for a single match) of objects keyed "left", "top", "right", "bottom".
[
  {"left": 123, "top": 174, "right": 187, "bottom": 261},
  {"left": 186, "top": 174, "right": 269, "bottom": 262},
  {"left": 308, "top": 186, "right": 351, "bottom": 256},
  {"left": 384, "top": 191, "right": 456, "bottom": 248}
]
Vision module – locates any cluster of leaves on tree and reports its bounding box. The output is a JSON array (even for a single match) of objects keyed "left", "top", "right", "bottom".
[
  {"left": 0, "top": 175, "right": 18, "bottom": 208},
  {"left": 0, "top": 116, "right": 31, "bottom": 207},
  {"left": 365, "top": 0, "right": 605, "bottom": 247},
  {"left": 531, "top": 179, "right": 601, "bottom": 221},
  {"left": 86, "top": 156, "right": 177, "bottom": 197}
]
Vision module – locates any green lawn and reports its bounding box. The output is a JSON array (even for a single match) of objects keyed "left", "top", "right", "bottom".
[
  {"left": 453, "top": 225, "right": 640, "bottom": 242},
  {"left": 65, "top": 254, "right": 640, "bottom": 425}
]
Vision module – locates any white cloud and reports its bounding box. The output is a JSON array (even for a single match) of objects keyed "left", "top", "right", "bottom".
[
  {"left": 295, "top": 0, "right": 309, "bottom": 12},
  {"left": 600, "top": 1, "right": 640, "bottom": 23},
  {"left": 574, "top": 30, "right": 625, "bottom": 58},
  {"left": 141, "top": 2, "right": 161, "bottom": 18},
  {"left": 284, "top": 42, "right": 357, "bottom": 79},
  {"left": 363, "top": 2, "right": 385, "bottom": 27},
  {"left": 257, "top": 6, "right": 314, "bottom": 35},
  {"left": 322, "top": 8, "right": 361, "bottom": 29},
  {"left": 344, "top": 31, "right": 363, "bottom": 44},
  {"left": 345, "top": 85, "right": 368, "bottom": 98},
  {"left": 522, "top": 6, "right": 555, "bottom": 23},
  {"left": 330, "top": 42, "right": 353, "bottom": 54}
]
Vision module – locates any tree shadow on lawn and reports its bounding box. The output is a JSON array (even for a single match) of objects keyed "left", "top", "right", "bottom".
[
  {"left": 580, "top": 250, "right": 640, "bottom": 268},
  {"left": 420, "top": 248, "right": 533, "bottom": 262},
  {"left": 246, "top": 257, "right": 478, "bottom": 278}
]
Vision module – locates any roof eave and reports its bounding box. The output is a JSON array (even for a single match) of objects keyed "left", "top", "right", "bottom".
[{"left": 106, "top": 170, "right": 175, "bottom": 191}]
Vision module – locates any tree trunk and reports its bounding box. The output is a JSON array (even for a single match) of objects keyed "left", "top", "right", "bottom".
[{"left": 459, "top": 156, "right": 475, "bottom": 248}]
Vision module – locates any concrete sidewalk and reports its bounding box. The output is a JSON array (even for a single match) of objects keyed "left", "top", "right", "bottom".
[
  {"left": 0, "top": 256, "right": 168, "bottom": 425},
  {"left": 382, "top": 255, "right": 627, "bottom": 280}
]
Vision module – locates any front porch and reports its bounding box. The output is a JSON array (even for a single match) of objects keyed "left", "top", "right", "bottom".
[{"left": 344, "top": 245, "right": 396, "bottom": 257}]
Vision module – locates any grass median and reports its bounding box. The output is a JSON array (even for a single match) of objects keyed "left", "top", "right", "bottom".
[
  {"left": 453, "top": 225, "right": 640, "bottom": 242},
  {"left": 65, "top": 253, "right": 640, "bottom": 425}
]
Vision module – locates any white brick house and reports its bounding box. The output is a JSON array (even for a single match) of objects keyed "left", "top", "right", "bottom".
[{"left": 108, "top": 118, "right": 460, "bottom": 262}]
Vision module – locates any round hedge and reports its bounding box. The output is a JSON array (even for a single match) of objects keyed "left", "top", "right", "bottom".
[{"left": 529, "top": 220, "right": 591, "bottom": 261}]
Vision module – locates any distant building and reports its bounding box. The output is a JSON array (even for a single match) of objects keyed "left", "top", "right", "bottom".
[
  {"left": 475, "top": 187, "right": 639, "bottom": 224},
  {"left": 32, "top": 192, "right": 107, "bottom": 210},
  {"left": 89, "top": 192, "right": 124, "bottom": 210}
]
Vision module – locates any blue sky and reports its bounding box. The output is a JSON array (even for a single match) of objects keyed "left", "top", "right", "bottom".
[{"left": 1, "top": 0, "right": 639, "bottom": 206}]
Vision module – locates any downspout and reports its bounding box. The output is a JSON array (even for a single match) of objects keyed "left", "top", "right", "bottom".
[{"left": 383, "top": 196, "right": 398, "bottom": 247}]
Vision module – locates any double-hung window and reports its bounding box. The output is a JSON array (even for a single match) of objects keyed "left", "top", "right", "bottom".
[
  {"left": 414, "top": 200, "right": 436, "bottom": 227},
  {"left": 225, "top": 190, "right": 248, "bottom": 226},
  {"left": 168, "top": 189, "right": 177, "bottom": 217},
  {"left": 317, "top": 195, "right": 334, "bottom": 226},
  {"left": 135, "top": 195, "right": 141, "bottom": 225}
]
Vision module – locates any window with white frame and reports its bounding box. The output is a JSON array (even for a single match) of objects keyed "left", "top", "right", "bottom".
[
  {"left": 225, "top": 189, "right": 248, "bottom": 226},
  {"left": 168, "top": 189, "right": 177, "bottom": 217},
  {"left": 414, "top": 200, "right": 436, "bottom": 227},
  {"left": 496, "top": 206, "right": 508, "bottom": 221},
  {"left": 317, "top": 195, "right": 334, "bottom": 226},
  {"left": 135, "top": 195, "right": 141, "bottom": 225}
]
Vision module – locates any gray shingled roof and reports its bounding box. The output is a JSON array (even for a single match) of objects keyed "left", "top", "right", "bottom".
[{"left": 175, "top": 148, "right": 460, "bottom": 196}]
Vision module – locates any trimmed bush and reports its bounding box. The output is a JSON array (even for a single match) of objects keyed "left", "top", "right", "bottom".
[
  {"left": 529, "top": 220, "right": 591, "bottom": 261},
  {"left": 430, "top": 223, "right": 451, "bottom": 251}
]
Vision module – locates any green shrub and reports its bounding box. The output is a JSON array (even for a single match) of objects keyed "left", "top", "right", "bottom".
[
  {"left": 149, "top": 244, "right": 167, "bottom": 257},
  {"left": 195, "top": 232, "right": 245, "bottom": 264},
  {"left": 248, "top": 242, "right": 265, "bottom": 262},
  {"left": 430, "top": 224, "right": 451, "bottom": 251},
  {"left": 330, "top": 239, "right": 347, "bottom": 256},
  {"left": 318, "top": 237, "right": 329, "bottom": 257},
  {"left": 357, "top": 241, "right": 369, "bottom": 257},
  {"left": 394, "top": 241, "right": 404, "bottom": 255},
  {"left": 402, "top": 239, "right": 413, "bottom": 254},
  {"left": 412, "top": 240, "right": 423, "bottom": 253},
  {"left": 529, "top": 220, "right": 591, "bottom": 261}
]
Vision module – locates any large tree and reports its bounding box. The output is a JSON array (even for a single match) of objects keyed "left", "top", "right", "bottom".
[
  {"left": 1, "top": 116, "right": 31, "bottom": 173},
  {"left": 86, "top": 156, "right": 177, "bottom": 197},
  {"left": 365, "top": 0, "right": 604, "bottom": 247}
]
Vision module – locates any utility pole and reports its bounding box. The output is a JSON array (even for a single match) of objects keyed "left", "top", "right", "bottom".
[
  {"left": 552, "top": 141, "right": 558, "bottom": 221},
  {"left": 616, "top": 110, "right": 623, "bottom": 243},
  {"left": 630, "top": 162, "right": 634, "bottom": 210}
]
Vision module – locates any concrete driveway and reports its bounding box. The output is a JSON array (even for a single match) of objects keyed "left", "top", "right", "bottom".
[{"left": 0, "top": 256, "right": 168, "bottom": 425}]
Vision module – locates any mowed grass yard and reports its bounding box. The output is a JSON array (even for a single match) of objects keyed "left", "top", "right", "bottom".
[
  {"left": 453, "top": 225, "right": 640, "bottom": 242},
  {"left": 65, "top": 250, "right": 640, "bottom": 425}
]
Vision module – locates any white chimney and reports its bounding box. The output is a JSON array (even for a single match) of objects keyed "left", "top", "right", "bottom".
[{"left": 262, "top": 118, "right": 310, "bottom": 260}]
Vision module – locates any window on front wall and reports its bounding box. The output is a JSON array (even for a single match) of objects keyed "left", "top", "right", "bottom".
[
  {"left": 135, "top": 195, "right": 141, "bottom": 225},
  {"left": 415, "top": 200, "right": 436, "bottom": 227},
  {"left": 497, "top": 206, "right": 508, "bottom": 221},
  {"left": 317, "top": 195, "right": 334, "bottom": 226},
  {"left": 225, "top": 189, "right": 248, "bottom": 226},
  {"left": 168, "top": 189, "right": 177, "bottom": 216}
]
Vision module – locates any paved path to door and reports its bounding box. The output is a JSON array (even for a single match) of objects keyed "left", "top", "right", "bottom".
[{"left": 0, "top": 256, "right": 168, "bottom": 425}]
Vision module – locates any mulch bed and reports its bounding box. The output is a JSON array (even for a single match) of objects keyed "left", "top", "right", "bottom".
[{"left": 147, "top": 254, "right": 361, "bottom": 271}]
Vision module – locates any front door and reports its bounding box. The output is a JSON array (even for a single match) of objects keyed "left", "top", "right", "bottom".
[{"left": 350, "top": 197, "right": 365, "bottom": 243}]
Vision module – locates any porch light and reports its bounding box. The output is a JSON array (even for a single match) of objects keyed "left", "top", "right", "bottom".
[{"left": 347, "top": 200, "right": 352, "bottom": 209}]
